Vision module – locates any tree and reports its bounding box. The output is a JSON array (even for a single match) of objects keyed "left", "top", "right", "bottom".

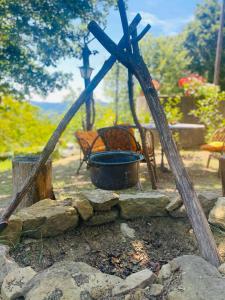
[
  {"left": 140, "top": 34, "right": 191, "bottom": 95},
  {"left": 184, "top": 0, "right": 225, "bottom": 88},
  {"left": 0, "top": 95, "right": 55, "bottom": 154},
  {"left": 0, "top": 0, "right": 116, "bottom": 97},
  {"left": 104, "top": 63, "right": 134, "bottom": 123}
]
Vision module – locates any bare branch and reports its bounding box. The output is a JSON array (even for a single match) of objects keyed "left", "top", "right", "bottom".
[
  {"left": 118, "top": 0, "right": 132, "bottom": 53},
  {"left": 132, "top": 24, "right": 151, "bottom": 44},
  {"left": 88, "top": 21, "right": 128, "bottom": 66}
]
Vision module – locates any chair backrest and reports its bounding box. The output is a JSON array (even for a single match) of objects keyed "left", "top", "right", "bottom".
[
  {"left": 211, "top": 128, "right": 225, "bottom": 143},
  {"left": 97, "top": 125, "right": 140, "bottom": 152},
  {"left": 75, "top": 130, "right": 105, "bottom": 155},
  {"left": 143, "top": 128, "right": 155, "bottom": 156}
]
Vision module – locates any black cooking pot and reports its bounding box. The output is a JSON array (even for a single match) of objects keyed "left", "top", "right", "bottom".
[{"left": 88, "top": 151, "right": 144, "bottom": 190}]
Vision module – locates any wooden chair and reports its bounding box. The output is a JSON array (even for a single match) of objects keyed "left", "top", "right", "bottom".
[
  {"left": 75, "top": 130, "right": 105, "bottom": 174},
  {"left": 97, "top": 125, "right": 157, "bottom": 178},
  {"left": 200, "top": 127, "right": 225, "bottom": 168},
  {"left": 97, "top": 125, "right": 141, "bottom": 152}
]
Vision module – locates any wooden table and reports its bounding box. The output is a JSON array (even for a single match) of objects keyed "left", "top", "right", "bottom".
[{"left": 129, "top": 123, "right": 205, "bottom": 171}]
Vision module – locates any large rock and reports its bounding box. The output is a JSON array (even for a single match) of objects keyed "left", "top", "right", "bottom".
[
  {"left": 119, "top": 192, "right": 170, "bottom": 219},
  {"left": 22, "top": 261, "right": 123, "bottom": 300},
  {"left": 15, "top": 199, "right": 79, "bottom": 238},
  {"left": 72, "top": 195, "right": 94, "bottom": 221},
  {"left": 198, "top": 191, "right": 218, "bottom": 216},
  {"left": 168, "top": 191, "right": 218, "bottom": 218},
  {"left": 0, "top": 245, "right": 19, "bottom": 287},
  {"left": 1, "top": 267, "right": 36, "bottom": 300},
  {"left": 82, "top": 190, "right": 119, "bottom": 211},
  {"left": 169, "top": 205, "right": 187, "bottom": 218},
  {"left": 112, "top": 269, "right": 156, "bottom": 296},
  {"left": 85, "top": 209, "right": 118, "bottom": 226},
  {"left": 167, "top": 255, "right": 225, "bottom": 300},
  {"left": 0, "top": 216, "right": 22, "bottom": 246},
  {"left": 208, "top": 197, "right": 225, "bottom": 229}
]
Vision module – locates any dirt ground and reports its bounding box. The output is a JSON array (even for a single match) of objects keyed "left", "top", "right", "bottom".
[{"left": 0, "top": 149, "right": 224, "bottom": 277}]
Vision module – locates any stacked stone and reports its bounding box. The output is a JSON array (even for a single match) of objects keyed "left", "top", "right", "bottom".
[
  {"left": 0, "top": 190, "right": 224, "bottom": 247},
  {"left": 74, "top": 190, "right": 120, "bottom": 226}
]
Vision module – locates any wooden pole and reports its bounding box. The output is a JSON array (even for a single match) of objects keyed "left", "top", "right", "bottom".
[
  {"left": 88, "top": 1, "right": 221, "bottom": 266},
  {"left": 0, "top": 14, "right": 142, "bottom": 229},
  {"left": 214, "top": 0, "right": 225, "bottom": 85},
  {"left": 117, "top": 1, "right": 157, "bottom": 188},
  {"left": 82, "top": 44, "right": 93, "bottom": 131},
  {"left": 114, "top": 62, "right": 120, "bottom": 125}
]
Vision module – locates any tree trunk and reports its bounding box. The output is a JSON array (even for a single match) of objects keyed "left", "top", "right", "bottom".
[
  {"left": 214, "top": 0, "right": 225, "bottom": 85},
  {"left": 12, "top": 155, "right": 55, "bottom": 211}
]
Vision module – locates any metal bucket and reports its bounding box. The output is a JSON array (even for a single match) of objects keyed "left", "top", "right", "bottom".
[{"left": 88, "top": 151, "right": 143, "bottom": 190}]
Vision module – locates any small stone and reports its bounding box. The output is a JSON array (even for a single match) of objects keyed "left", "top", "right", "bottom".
[
  {"left": 0, "top": 245, "right": 19, "bottom": 286},
  {"left": 166, "top": 196, "right": 183, "bottom": 212},
  {"left": 209, "top": 197, "right": 225, "bottom": 229},
  {"left": 167, "top": 290, "right": 184, "bottom": 300},
  {"left": 1, "top": 267, "right": 36, "bottom": 300},
  {"left": 125, "top": 294, "right": 131, "bottom": 300},
  {"left": 0, "top": 216, "right": 22, "bottom": 246},
  {"left": 85, "top": 209, "right": 118, "bottom": 226},
  {"left": 158, "top": 263, "right": 171, "bottom": 281},
  {"left": 169, "top": 205, "right": 186, "bottom": 218},
  {"left": 120, "top": 223, "right": 135, "bottom": 239},
  {"left": 72, "top": 196, "right": 93, "bottom": 221},
  {"left": 82, "top": 190, "right": 119, "bottom": 211},
  {"left": 149, "top": 284, "right": 164, "bottom": 296},
  {"left": 112, "top": 269, "right": 156, "bottom": 296},
  {"left": 218, "top": 263, "right": 225, "bottom": 275},
  {"left": 119, "top": 192, "right": 170, "bottom": 219},
  {"left": 133, "top": 289, "right": 145, "bottom": 300}
]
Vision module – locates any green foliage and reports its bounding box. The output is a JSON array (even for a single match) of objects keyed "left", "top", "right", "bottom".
[
  {"left": 0, "top": 0, "right": 117, "bottom": 97},
  {"left": 188, "top": 82, "right": 225, "bottom": 139},
  {"left": 0, "top": 159, "right": 11, "bottom": 173},
  {"left": 103, "top": 63, "right": 134, "bottom": 124},
  {"left": 160, "top": 95, "right": 183, "bottom": 124},
  {"left": 184, "top": 0, "right": 225, "bottom": 88},
  {"left": 0, "top": 95, "right": 55, "bottom": 154},
  {"left": 140, "top": 34, "right": 191, "bottom": 94}
]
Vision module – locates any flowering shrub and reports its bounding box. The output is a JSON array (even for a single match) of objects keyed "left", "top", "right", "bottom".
[
  {"left": 188, "top": 82, "right": 225, "bottom": 140},
  {"left": 178, "top": 73, "right": 206, "bottom": 95}
]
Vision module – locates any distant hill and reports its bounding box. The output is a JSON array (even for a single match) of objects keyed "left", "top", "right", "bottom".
[
  {"left": 31, "top": 99, "right": 110, "bottom": 116},
  {"left": 31, "top": 101, "right": 69, "bottom": 115}
]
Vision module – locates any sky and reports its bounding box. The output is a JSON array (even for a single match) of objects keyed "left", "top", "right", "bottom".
[{"left": 35, "top": 0, "right": 202, "bottom": 103}]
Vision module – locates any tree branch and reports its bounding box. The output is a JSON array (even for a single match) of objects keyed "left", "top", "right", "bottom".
[
  {"left": 88, "top": 21, "right": 129, "bottom": 67},
  {"left": 132, "top": 24, "right": 151, "bottom": 44},
  {"left": 118, "top": 0, "right": 132, "bottom": 53}
]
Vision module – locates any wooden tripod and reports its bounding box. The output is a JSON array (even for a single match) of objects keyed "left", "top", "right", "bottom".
[
  {"left": 88, "top": 0, "right": 220, "bottom": 266},
  {"left": 0, "top": 0, "right": 220, "bottom": 267}
]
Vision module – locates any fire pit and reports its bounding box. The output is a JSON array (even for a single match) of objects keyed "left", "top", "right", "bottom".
[{"left": 88, "top": 151, "right": 143, "bottom": 190}]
